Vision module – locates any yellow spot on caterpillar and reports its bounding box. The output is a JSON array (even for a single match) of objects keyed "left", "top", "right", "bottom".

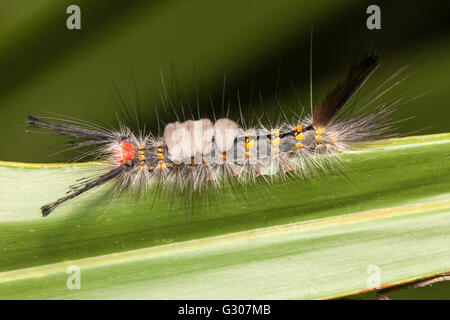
[
  {"left": 296, "top": 124, "right": 302, "bottom": 132},
  {"left": 155, "top": 142, "right": 166, "bottom": 161},
  {"left": 138, "top": 144, "right": 145, "bottom": 162},
  {"left": 295, "top": 143, "right": 304, "bottom": 148},
  {"left": 218, "top": 154, "right": 227, "bottom": 160},
  {"left": 157, "top": 160, "right": 167, "bottom": 169},
  {"left": 244, "top": 152, "right": 252, "bottom": 158},
  {"left": 156, "top": 147, "right": 164, "bottom": 160},
  {"left": 315, "top": 135, "right": 323, "bottom": 142},
  {"left": 272, "top": 137, "right": 281, "bottom": 146},
  {"left": 295, "top": 133, "right": 304, "bottom": 141},
  {"left": 244, "top": 135, "right": 255, "bottom": 150}
]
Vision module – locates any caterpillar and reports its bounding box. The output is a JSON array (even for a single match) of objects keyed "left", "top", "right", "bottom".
[{"left": 27, "top": 51, "right": 396, "bottom": 217}]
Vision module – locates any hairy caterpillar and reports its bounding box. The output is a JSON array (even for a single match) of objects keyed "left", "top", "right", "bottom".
[{"left": 27, "top": 51, "right": 396, "bottom": 217}]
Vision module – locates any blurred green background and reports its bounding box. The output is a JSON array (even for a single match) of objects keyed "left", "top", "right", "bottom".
[
  {"left": 0, "top": 0, "right": 449, "bottom": 299},
  {"left": 0, "top": 0, "right": 449, "bottom": 163}
]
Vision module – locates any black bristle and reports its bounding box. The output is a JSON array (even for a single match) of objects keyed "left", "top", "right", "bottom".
[
  {"left": 313, "top": 51, "right": 380, "bottom": 129},
  {"left": 39, "top": 166, "right": 127, "bottom": 216},
  {"left": 26, "top": 115, "right": 113, "bottom": 140}
]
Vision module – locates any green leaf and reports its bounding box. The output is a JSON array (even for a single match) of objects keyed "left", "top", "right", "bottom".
[{"left": 0, "top": 133, "right": 449, "bottom": 299}]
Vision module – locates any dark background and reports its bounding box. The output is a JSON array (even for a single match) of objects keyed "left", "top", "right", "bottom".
[{"left": 0, "top": 0, "right": 449, "bottom": 162}]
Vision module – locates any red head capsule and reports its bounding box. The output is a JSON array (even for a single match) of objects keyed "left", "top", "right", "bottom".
[{"left": 113, "top": 141, "right": 135, "bottom": 163}]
